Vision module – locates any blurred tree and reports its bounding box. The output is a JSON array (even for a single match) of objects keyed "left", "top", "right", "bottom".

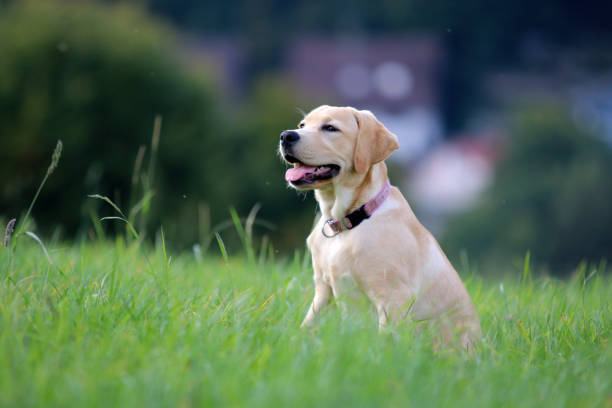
[
  {"left": 442, "top": 104, "right": 612, "bottom": 275},
  {"left": 0, "top": 1, "right": 227, "bottom": 245}
]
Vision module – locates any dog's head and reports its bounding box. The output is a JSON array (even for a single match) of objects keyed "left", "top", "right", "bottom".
[{"left": 280, "top": 105, "right": 399, "bottom": 190}]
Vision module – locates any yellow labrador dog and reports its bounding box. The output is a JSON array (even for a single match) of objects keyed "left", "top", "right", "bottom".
[{"left": 280, "top": 105, "right": 481, "bottom": 348}]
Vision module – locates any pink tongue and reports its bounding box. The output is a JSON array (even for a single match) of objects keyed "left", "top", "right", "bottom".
[{"left": 285, "top": 165, "right": 317, "bottom": 182}]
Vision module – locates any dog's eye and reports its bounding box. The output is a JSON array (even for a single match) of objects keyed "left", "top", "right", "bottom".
[
  {"left": 298, "top": 123, "right": 305, "bottom": 129},
  {"left": 322, "top": 124, "right": 338, "bottom": 132}
]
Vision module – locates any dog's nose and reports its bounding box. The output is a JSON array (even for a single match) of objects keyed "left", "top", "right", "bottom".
[{"left": 280, "top": 130, "right": 300, "bottom": 145}]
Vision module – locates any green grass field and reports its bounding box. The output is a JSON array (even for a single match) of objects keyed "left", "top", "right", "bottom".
[{"left": 1, "top": 239, "right": 610, "bottom": 407}]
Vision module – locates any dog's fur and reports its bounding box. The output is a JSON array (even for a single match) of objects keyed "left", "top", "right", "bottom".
[{"left": 280, "top": 105, "right": 481, "bottom": 348}]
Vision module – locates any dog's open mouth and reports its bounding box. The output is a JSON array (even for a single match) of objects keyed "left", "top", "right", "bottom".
[{"left": 284, "top": 155, "right": 340, "bottom": 185}]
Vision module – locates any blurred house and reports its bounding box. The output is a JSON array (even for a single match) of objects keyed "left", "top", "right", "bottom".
[
  {"left": 285, "top": 35, "right": 445, "bottom": 164},
  {"left": 407, "top": 133, "right": 500, "bottom": 232}
]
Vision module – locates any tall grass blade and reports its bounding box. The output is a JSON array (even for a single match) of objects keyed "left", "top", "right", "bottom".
[
  {"left": 88, "top": 194, "right": 127, "bottom": 218},
  {"left": 88, "top": 211, "right": 106, "bottom": 241},
  {"left": 215, "top": 232, "right": 229, "bottom": 264},
  {"left": 258, "top": 235, "right": 269, "bottom": 267},
  {"left": 128, "top": 191, "right": 156, "bottom": 221},
  {"left": 146, "top": 115, "right": 162, "bottom": 192},
  {"left": 160, "top": 227, "right": 168, "bottom": 266},
  {"left": 25, "top": 231, "right": 53, "bottom": 265},
  {"left": 131, "top": 145, "right": 147, "bottom": 188},
  {"left": 138, "top": 115, "right": 162, "bottom": 234},
  {"left": 522, "top": 251, "right": 531, "bottom": 284},
  {"left": 230, "top": 207, "right": 255, "bottom": 265},
  {"left": 245, "top": 203, "right": 261, "bottom": 242},
  {"left": 245, "top": 203, "right": 261, "bottom": 264},
  {"left": 128, "top": 144, "right": 147, "bottom": 213},
  {"left": 15, "top": 140, "right": 62, "bottom": 242},
  {"left": 99, "top": 217, "right": 139, "bottom": 239},
  {"left": 89, "top": 195, "right": 139, "bottom": 239}
]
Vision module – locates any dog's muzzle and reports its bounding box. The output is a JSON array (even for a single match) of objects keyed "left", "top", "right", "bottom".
[{"left": 280, "top": 130, "right": 300, "bottom": 153}]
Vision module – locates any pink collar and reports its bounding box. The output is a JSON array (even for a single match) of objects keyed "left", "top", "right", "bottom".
[{"left": 322, "top": 181, "right": 392, "bottom": 237}]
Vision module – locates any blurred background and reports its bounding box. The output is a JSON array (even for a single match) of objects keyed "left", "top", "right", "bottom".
[{"left": 1, "top": 0, "right": 611, "bottom": 275}]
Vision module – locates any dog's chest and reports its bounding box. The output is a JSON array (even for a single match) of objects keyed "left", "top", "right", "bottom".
[{"left": 309, "top": 232, "right": 359, "bottom": 292}]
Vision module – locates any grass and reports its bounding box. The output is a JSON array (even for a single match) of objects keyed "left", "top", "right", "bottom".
[
  {"left": 0, "top": 238, "right": 610, "bottom": 408},
  {"left": 1, "top": 135, "right": 610, "bottom": 407}
]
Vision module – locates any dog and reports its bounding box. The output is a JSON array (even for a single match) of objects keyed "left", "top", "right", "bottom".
[{"left": 279, "top": 105, "right": 481, "bottom": 348}]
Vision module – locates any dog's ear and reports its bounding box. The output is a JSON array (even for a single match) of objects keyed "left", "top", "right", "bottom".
[{"left": 353, "top": 110, "right": 399, "bottom": 174}]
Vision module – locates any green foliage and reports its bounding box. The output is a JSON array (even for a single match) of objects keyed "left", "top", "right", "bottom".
[
  {"left": 0, "top": 1, "right": 224, "bottom": 245},
  {"left": 0, "top": 240, "right": 610, "bottom": 407},
  {"left": 443, "top": 104, "right": 612, "bottom": 274}
]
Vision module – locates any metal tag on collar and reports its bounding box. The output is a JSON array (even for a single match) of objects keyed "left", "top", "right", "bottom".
[{"left": 322, "top": 219, "right": 342, "bottom": 238}]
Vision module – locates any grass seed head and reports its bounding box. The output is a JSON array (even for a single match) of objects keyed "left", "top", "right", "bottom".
[
  {"left": 47, "top": 140, "right": 63, "bottom": 176},
  {"left": 4, "top": 218, "right": 16, "bottom": 247}
]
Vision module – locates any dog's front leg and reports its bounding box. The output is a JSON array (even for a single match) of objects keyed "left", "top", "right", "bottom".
[{"left": 301, "top": 280, "right": 332, "bottom": 327}]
